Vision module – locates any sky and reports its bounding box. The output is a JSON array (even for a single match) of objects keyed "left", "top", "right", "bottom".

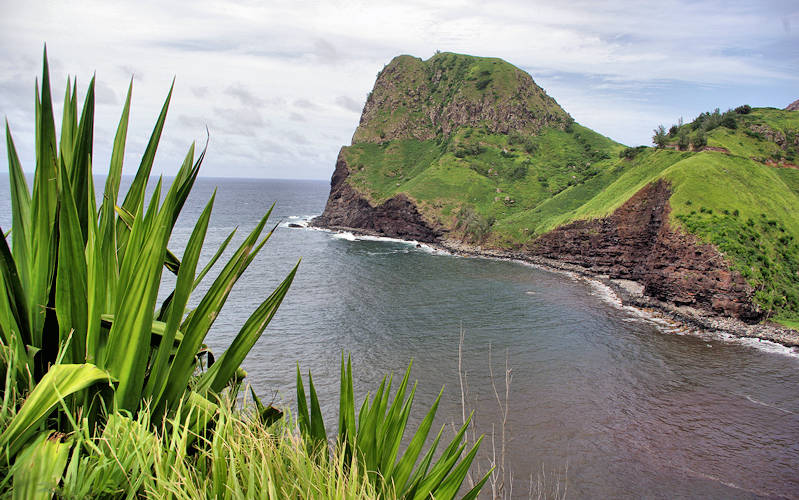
[{"left": 1, "top": 0, "right": 797, "bottom": 180}]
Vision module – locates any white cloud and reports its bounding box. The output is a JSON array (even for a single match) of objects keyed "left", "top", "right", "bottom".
[{"left": 1, "top": 0, "right": 797, "bottom": 178}]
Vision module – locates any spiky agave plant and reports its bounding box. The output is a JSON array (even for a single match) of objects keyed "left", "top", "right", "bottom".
[
  {"left": 0, "top": 49, "right": 297, "bottom": 461},
  {"left": 297, "top": 357, "right": 491, "bottom": 500}
]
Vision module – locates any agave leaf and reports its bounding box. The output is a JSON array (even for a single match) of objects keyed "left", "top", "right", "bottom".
[
  {"left": 195, "top": 261, "right": 298, "bottom": 394},
  {"left": 156, "top": 226, "right": 237, "bottom": 322},
  {"left": 0, "top": 229, "right": 32, "bottom": 348},
  {"left": 115, "top": 80, "right": 173, "bottom": 267},
  {"left": 0, "top": 363, "right": 113, "bottom": 457},
  {"left": 11, "top": 432, "right": 71, "bottom": 500},
  {"left": 296, "top": 364, "right": 310, "bottom": 437},
  {"left": 97, "top": 80, "right": 132, "bottom": 312},
  {"left": 428, "top": 436, "right": 485, "bottom": 500},
  {"left": 69, "top": 75, "right": 94, "bottom": 243},
  {"left": 5, "top": 123, "right": 31, "bottom": 298},
  {"left": 28, "top": 48, "right": 59, "bottom": 346},
  {"left": 389, "top": 389, "right": 443, "bottom": 492},
  {"left": 55, "top": 161, "right": 87, "bottom": 364},
  {"left": 105, "top": 178, "right": 174, "bottom": 410},
  {"left": 144, "top": 193, "right": 214, "bottom": 403},
  {"left": 156, "top": 208, "right": 273, "bottom": 412},
  {"left": 58, "top": 77, "right": 76, "bottom": 176},
  {"left": 460, "top": 466, "right": 494, "bottom": 500},
  {"left": 99, "top": 314, "right": 184, "bottom": 345}
]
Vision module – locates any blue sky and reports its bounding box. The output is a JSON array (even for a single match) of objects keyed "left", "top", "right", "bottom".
[{"left": 1, "top": 0, "right": 797, "bottom": 179}]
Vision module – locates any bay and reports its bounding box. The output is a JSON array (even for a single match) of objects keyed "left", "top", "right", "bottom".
[{"left": 2, "top": 175, "right": 798, "bottom": 499}]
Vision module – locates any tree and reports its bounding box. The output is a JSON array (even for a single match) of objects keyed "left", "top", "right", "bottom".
[
  {"left": 652, "top": 124, "right": 668, "bottom": 148},
  {"left": 677, "top": 129, "right": 691, "bottom": 150},
  {"left": 691, "top": 130, "right": 707, "bottom": 150}
]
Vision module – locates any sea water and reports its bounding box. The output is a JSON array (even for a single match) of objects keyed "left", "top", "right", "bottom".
[{"left": 2, "top": 176, "right": 798, "bottom": 499}]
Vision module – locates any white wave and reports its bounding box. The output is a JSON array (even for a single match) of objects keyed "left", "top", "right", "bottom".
[{"left": 332, "top": 231, "right": 357, "bottom": 241}]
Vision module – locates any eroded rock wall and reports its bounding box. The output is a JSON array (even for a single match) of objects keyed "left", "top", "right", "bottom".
[
  {"left": 527, "top": 180, "right": 761, "bottom": 321},
  {"left": 311, "top": 150, "right": 442, "bottom": 242}
]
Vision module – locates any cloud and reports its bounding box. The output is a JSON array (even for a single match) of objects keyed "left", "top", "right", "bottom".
[
  {"left": 334, "top": 95, "right": 362, "bottom": 113},
  {"left": 293, "top": 99, "right": 320, "bottom": 110},
  {"left": 1, "top": 0, "right": 797, "bottom": 179},
  {"left": 224, "top": 82, "right": 264, "bottom": 107},
  {"left": 191, "top": 86, "right": 209, "bottom": 98}
]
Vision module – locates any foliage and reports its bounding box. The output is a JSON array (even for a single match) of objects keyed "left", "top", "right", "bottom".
[
  {"left": 1, "top": 51, "right": 490, "bottom": 498},
  {"left": 691, "top": 130, "right": 707, "bottom": 150},
  {"left": 0, "top": 48, "right": 301, "bottom": 481},
  {"left": 735, "top": 104, "right": 752, "bottom": 115},
  {"left": 652, "top": 125, "right": 667, "bottom": 148},
  {"left": 677, "top": 129, "right": 690, "bottom": 150},
  {"left": 3, "top": 384, "right": 386, "bottom": 499},
  {"left": 455, "top": 206, "right": 496, "bottom": 243},
  {"left": 675, "top": 211, "right": 799, "bottom": 319},
  {"left": 297, "top": 357, "right": 489, "bottom": 500},
  {"left": 620, "top": 146, "right": 647, "bottom": 159}
]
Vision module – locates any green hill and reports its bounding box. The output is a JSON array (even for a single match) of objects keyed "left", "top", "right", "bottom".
[{"left": 316, "top": 52, "right": 799, "bottom": 327}]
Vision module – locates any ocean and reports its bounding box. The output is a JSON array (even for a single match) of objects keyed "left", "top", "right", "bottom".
[{"left": 2, "top": 176, "right": 798, "bottom": 499}]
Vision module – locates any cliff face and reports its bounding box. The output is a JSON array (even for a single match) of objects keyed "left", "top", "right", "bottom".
[
  {"left": 528, "top": 181, "right": 760, "bottom": 321},
  {"left": 311, "top": 150, "right": 442, "bottom": 242},
  {"left": 786, "top": 99, "right": 799, "bottom": 111}
]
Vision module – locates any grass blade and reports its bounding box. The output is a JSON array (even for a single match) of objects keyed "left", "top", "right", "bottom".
[{"left": 0, "top": 363, "right": 113, "bottom": 457}]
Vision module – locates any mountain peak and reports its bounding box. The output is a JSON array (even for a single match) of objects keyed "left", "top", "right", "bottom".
[
  {"left": 786, "top": 99, "right": 799, "bottom": 111},
  {"left": 351, "top": 52, "right": 571, "bottom": 144}
]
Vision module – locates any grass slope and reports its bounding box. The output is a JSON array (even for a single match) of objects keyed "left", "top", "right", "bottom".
[{"left": 346, "top": 105, "right": 799, "bottom": 324}]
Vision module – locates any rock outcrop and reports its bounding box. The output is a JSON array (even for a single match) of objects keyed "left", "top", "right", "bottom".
[
  {"left": 527, "top": 180, "right": 761, "bottom": 321},
  {"left": 311, "top": 150, "right": 442, "bottom": 242},
  {"left": 786, "top": 99, "right": 799, "bottom": 111},
  {"left": 351, "top": 53, "right": 571, "bottom": 143}
]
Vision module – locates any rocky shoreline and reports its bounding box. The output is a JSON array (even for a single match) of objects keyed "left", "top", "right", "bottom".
[{"left": 313, "top": 223, "right": 799, "bottom": 350}]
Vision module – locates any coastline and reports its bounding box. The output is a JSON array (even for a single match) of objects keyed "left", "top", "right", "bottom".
[{"left": 310, "top": 222, "right": 799, "bottom": 351}]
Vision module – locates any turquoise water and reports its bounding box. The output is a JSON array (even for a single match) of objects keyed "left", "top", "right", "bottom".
[{"left": 2, "top": 176, "right": 798, "bottom": 499}]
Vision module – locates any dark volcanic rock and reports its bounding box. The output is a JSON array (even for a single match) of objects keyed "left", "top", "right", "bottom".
[
  {"left": 311, "top": 150, "right": 443, "bottom": 242},
  {"left": 527, "top": 180, "right": 761, "bottom": 322}
]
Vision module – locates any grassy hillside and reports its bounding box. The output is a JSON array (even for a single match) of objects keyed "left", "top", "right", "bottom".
[{"left": 345, "top": 91, "right": 799, "bottom": 324}]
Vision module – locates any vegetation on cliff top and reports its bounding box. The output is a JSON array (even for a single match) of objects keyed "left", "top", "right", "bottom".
[{"left": 339, "top": 52, "right": 799, "bottom": 325}]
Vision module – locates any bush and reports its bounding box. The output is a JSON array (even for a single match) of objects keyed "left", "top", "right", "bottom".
[
  {"left": 620, "top": 145, "right": 647, "bottom": 159},
  {"left": 735, "top": 104, "right": 752, "bottom": 114},
  {"left": 691, "top": 130, "right": 707, "bottom": 149},
  {"left": 652, "top": 125, "right": 668, "bottom": 148},
  {"left": 721, "top": 115, "right": 737, "bottom": 129},
  {"left": 677, "top": 129, "right": 691, "bottom": 150}
]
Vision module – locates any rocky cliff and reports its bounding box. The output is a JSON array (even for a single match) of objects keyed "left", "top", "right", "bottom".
[
  {"left": 527, "top": 180, "right": 760, "bottom": 320},
  {"left": 786, "top": 99, "right": 799, "bottom": 111},
  {"left": 312, "top": 150, "right": 442, "bottom": 242}
]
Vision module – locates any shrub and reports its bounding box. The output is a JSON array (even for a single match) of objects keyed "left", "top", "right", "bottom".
[
  {"left": 620, "top": 145, "right": 647, "bottom": 159},
  {"left": 721, "top": 115, "right": 737, "bottom": 129},
  {"left": 652, "top": 125, "right": 668, "bottom": 148},
  {"left": 677, "top": 129, "right": 690, "bottom": 150},
  {"left": 735, "top": 104, "right": 752, "bottom": 114},
  {"left": 0, "top": 49, "right": 299, "bottom": 462},
  {"left": 691, "top": 130, "right": 707, "bottom": 149}
]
